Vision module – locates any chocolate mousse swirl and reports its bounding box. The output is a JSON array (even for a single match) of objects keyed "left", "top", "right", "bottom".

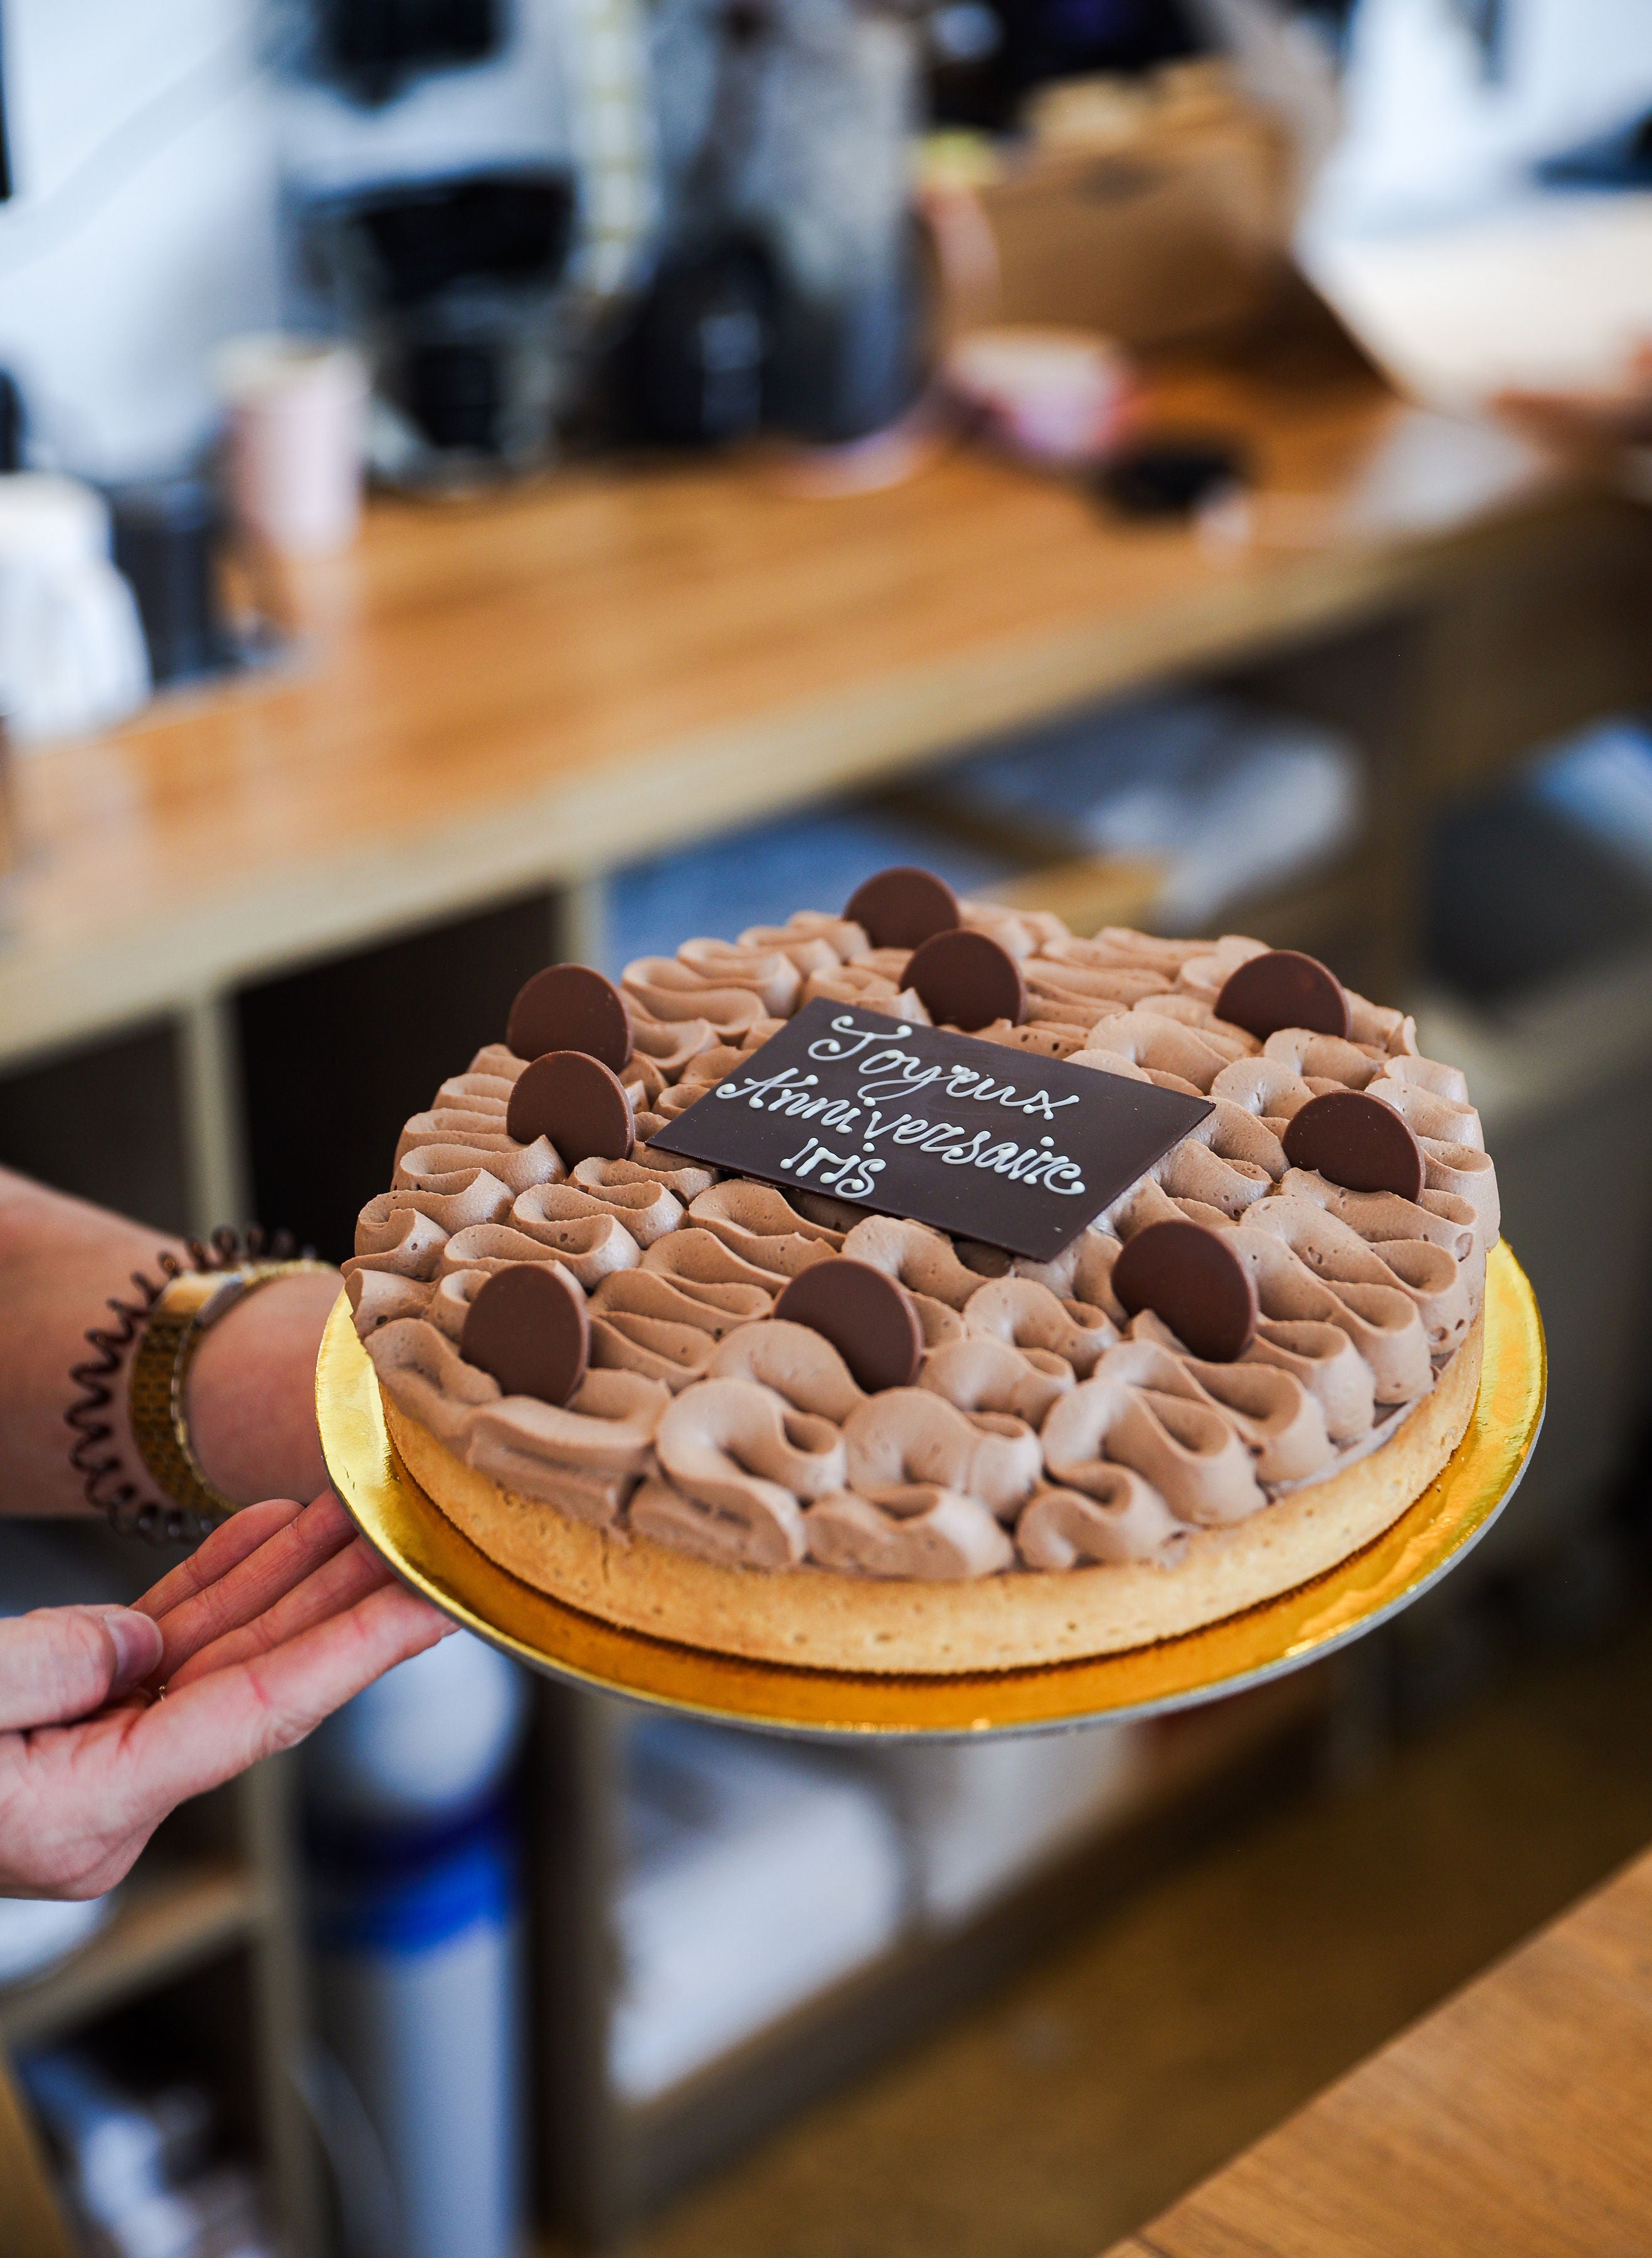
[{"left": 356, "top": 906, "right": 1495, "bottom": 1581}]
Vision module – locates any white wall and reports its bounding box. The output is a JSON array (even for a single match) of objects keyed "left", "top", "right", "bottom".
[
  {"left": 0, "top": 0, "right": 575, "bottom": 480},
  {"left": 1308, "top": 0, "right": 1652, "bottom": 235},
  {"left": 0, "top": 0, "right": 280, "bottom": 477}
]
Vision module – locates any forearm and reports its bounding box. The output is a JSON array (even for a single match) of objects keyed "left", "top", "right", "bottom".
[{"left": 0, "top": 1169, "right": 337, "bottom": 1517}]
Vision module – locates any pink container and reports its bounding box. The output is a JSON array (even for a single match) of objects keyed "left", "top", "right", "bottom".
[
  {"left": 214, "top": 336, "right": 368, "bottom": 558},
  {"left": 943, "top": 327, "right": 1131, "bottom": 468}
]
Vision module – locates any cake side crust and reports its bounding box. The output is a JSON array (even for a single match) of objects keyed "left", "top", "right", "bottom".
[{"left": 381, "top": 1315, "right": 1483, "bottom": 1675}]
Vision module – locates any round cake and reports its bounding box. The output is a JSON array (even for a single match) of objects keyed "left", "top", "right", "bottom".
[{"left": 345, "top": 871, "right": 1497, "bottom": 1675}]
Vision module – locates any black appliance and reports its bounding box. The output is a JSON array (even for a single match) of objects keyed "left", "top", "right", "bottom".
[
  {"left": 300, "top": 166, "right": 577, "bottom": 481},
  {"left": 618, "top": 235, "right": 776, "bottom": 448},
  {"left": 618, "top": 0, "right": 927, "bottom": 452},
  {"left": 926, "top": 0, "right": 1204, "bottom": 133},
  {"left": 0, "top": 368, "right": 23, "bottom": 472},
  {"left": 317, "top": 0, "right": 503, "bottom": 104}
]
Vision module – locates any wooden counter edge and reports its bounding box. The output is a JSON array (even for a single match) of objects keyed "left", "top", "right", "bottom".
[{"left": 1101, "top": 1837, "right": 1652, "bottom": 2258}]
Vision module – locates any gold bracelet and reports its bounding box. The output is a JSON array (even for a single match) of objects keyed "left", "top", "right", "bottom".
[{"left": 127, "top": 1261, "right": 336, "bottom": 1528}]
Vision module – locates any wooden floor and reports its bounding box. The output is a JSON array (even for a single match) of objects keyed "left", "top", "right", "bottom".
[{"left": 597, "top": 1581, "right": 1652, "bottom": 2258}]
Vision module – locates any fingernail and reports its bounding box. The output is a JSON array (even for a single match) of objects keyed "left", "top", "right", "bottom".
[{"left": 95, "top": 1607, "right": 165, "bottom": 1693}]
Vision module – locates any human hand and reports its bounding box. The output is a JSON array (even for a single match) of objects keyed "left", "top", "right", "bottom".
[{"left": 0, "top": 1495, "right": 453, "bottom": 1899}]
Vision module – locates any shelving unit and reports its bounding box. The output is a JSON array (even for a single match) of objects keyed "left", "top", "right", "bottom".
[
  {"left": 531, "top": 1665, "right": 1343, "bottom": 2247},
  {"left": 0, "top": 1862, "right": 265, "bottom": 2056},
  {"left": 0, "top": 1761, "right": 324, "bottom": 2255},
  {"left": 3, "top": 323, "right": 1649, "bottom": 2252}
]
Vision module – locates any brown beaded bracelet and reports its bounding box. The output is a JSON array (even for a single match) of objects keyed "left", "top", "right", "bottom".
[{"left": 65, "top": 1226, "right": 330, "bottom": 1545}]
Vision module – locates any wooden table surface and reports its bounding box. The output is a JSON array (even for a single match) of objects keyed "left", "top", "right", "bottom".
[
  {"left": 1106, "top": 1840, "right": 1652, "bottom": 2257},
  {"left": 0, "top": 351, "right": 1566, "bottom": 1079}
]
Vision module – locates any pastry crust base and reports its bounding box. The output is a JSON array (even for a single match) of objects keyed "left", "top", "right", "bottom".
[{"left": 383, "top": 1317, "right": 1482, "bottom": 1676}]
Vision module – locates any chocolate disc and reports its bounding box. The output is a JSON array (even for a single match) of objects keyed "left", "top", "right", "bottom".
[
  {"left": 507, "top": 963, "right": 632, "bottom": 1073},
  {"left": 506, "top": 1050, "right": 634, "bottom": 1165},
  {"left": 843, "top": 866, "right": 961, "bottom": 952},
  {"left": 1112, "top": 1219, "right": 1258, "bottom": 1362},
  {"left": 904, "top": 929, "right": 1027, "bottom": 1032},
  {"left": 1283, "top": 1088, "right": 1424, "bottom": 1202},
  {"left": 773, "top": 1259, "right": 923, "bottom": 1394},
  {"left": 462, "top": 1262, "right": 590, "bottom": 1406},
  {"left": 1214, "top": 950, "right": 1352, "bottom": 1044}
]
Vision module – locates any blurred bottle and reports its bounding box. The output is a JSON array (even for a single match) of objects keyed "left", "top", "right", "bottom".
[
  {"left": 109, "top": 479, "right": 238, "bottom": 688},
  {"left": 302, "top": 1632, "right": 529, "bottom": 2258},
  {"left": 633, "top": 0, "right": 928, "bottom": 452}
]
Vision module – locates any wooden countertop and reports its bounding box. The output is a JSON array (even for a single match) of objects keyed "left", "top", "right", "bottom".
[
  {"left": 0, "top": 351, "right": 1571, "bottom": 1072},
  {"left": 1107, "top": 1839, "right": 1652, "bottom": 2257}
]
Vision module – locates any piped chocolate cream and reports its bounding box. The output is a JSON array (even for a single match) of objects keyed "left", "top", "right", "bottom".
[{"left": 354, "top": 880, "right": 1495, "bottom": 1582}]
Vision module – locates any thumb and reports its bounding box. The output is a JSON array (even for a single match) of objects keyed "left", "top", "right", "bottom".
[{"left": 0, "top": 1606, "right": 165, "bottom": 1731}]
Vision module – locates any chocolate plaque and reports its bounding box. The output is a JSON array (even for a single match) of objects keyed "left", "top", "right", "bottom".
[{"left": 646, "top": 1000, "right": 1212, "bottom": 1264}]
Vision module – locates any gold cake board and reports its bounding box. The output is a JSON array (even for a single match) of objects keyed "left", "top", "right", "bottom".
[{"left": 315, "top": 1243, "right": 1544, "bottom": 1737}]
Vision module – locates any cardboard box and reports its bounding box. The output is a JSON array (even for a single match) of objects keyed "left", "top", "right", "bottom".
[{"left": 957, "top": 79, "right": 1292, "bottom": 347}]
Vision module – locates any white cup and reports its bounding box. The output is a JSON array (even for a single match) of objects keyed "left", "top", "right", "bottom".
[{"left": 214, "top": 335, "right": 368, "bottom": 558}]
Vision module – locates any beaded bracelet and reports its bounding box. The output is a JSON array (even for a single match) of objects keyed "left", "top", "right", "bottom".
[{"left": 66, "top": 1226, "right": 332, "bottom": 1545}]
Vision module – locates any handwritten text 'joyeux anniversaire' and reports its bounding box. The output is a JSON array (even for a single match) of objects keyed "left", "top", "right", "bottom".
[
  {"left": 712, "top": 1014, "right": 1089, "bottom": 1201},
  {"left": 649, "top": 997, "right": 1213, "bottom": 1261}
]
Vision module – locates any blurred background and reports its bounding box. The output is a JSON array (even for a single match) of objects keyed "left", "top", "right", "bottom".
[{"left": 2, "top": 0, "right": 1652, "bottom": 2252}]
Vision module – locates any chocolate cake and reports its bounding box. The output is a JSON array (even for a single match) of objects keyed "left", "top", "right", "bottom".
[{"left": 345, "top": 869, "right": 1494, "bottom": 1673}]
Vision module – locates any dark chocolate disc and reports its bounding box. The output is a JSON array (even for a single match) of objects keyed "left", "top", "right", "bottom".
[
  {"left": 506, "top": 1050, "right": 634, "bottom": 1165},
  {"left": 507, "top": 963, "right": 632, "bottom": 1072},
  {"left": 904, "top": 928, "right": 1027, "bottom": 1032},
  {"left": 462, "top": 1262, "right": 590, "bottom": 1405},
  {"left": 1283, "top": 1088, "right": 1424, "bottom": 1202},
  {"left": 1112, "top": 1219, "right": 1258, "bottom": 1363},
  {"left": 843, "top": 866, "right": 962, "bottom": 952},
  {"left": 1214, "top": 949, "right": 1352, "bottom": 1044},
  {"left": 773, "top": 1258, "right": 923, "bottom": 1394}
]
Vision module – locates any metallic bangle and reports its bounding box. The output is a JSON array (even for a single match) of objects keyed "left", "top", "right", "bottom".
[
  {"left": 127, "top": 1261, "right": 336, "bottom": 1531},
  {"left": 66, "top": 1226, "right": 331, "bottom": 1545}
]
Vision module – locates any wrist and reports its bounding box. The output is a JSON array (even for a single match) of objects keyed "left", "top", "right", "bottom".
[{"left": 184, "top": 1269, "right": 341, "bottom": 1508}]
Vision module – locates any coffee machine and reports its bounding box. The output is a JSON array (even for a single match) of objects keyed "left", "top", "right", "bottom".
[
  {"left": 297, "top": 168, "right": 576, "bottom": 483},
  {"left": 617, "top": 0, "right": 927, "bottom": 451},
  {"left": 279, "top": 0, "right": 580, "bottom": 484}
]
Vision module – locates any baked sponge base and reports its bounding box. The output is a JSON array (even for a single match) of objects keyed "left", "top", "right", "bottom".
[{"left": 383, "top": 1320, "right": 1481, "bottom": 1678}]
